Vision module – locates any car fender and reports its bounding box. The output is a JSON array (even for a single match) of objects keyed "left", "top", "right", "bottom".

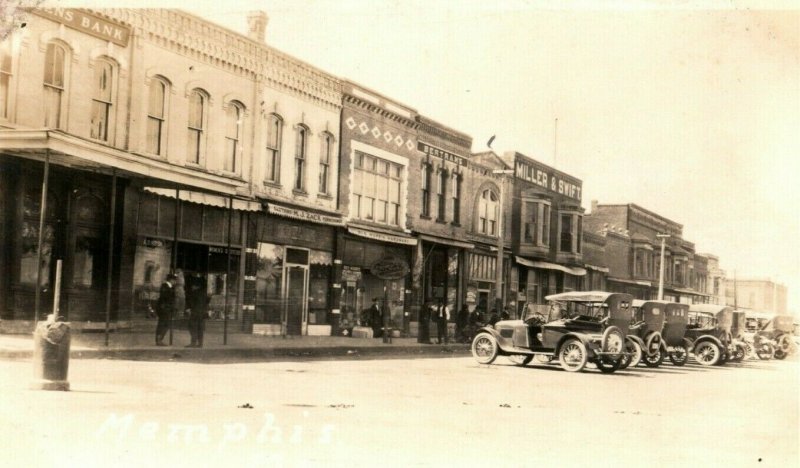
[
  {"left": 645, "top": 332, "right": 663, "bottom": 352},
  {"left": 555, "top": 332, "right": 598, "bottom": 358},
  {"left": 473, "top": 326, "right": 512, "bottom": 353},
  {"left": 626, "top": 335, "right": 646, "bottom": 349},
  {"left": 692, "top": 335, "right": 724, "bottom": 351}
]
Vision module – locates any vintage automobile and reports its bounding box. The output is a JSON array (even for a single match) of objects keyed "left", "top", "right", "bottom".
[
  {"left": 661, "top": 302, "right": 691, "bottom": 366},
  {"left": 626, "top": 300, "right": 669, "bottom": 367},
  {"left": 470, "top": 291, "right": 632, "bottom": 373},
  {"left": 728, "top": 311, "right": 749, "bottom": 362},
  {"left": 685, "top": 304, "right": 733, "bottom": 366},
  {"left": 744, "top": 312, "right": 777, "bottom": 360},
  {"left": 763, "top": 315, "right": 797, "bottom": 360}
]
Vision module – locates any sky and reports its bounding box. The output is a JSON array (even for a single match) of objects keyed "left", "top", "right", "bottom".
[{"left": 42, "top": 0, "right": 800, "bottom": 310}]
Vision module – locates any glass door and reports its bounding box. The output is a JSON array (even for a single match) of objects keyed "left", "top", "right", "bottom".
[{"left": 282, "top": 247, "right": 309, "bottom": 336}]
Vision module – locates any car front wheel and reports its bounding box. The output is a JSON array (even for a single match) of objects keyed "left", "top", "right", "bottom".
[
  {"left": 643, "top": 348, "right": 664, "bottom": 368},
  {"left": 508, "top": 355, "right": 533, "bottom": 366},
  {"left": 558, "top": 339, "right": 588, "bottom": 372},
  {"left": 620, "top": 339, "right": 642, "bottom": 369},
  {"left": 694, "top": 341, "right": 721, "bottom": 366},
  {"left": 756, "top": 343, "right": 774, "bottom": 360},
  {"left": 669, "top": 345, "right": 688, "bottom": 366},
  {"left": 731, "top": 344, "right": 746, "bottom": 362},
  {"left": 595, "top": 357, "right": 622, "bottom": 374},
  {"left": 472, "top": 333, "right": 499, "bottom": 365}
]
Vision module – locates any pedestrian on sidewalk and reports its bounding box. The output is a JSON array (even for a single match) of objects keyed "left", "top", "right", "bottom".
[
  {"left": 417, "top": 302, "right": 432, "bottom": 344},
  {"left": 185, "top": 275, "right": 209, "bottom": 348},
  {"left": 155, "top": 273, "right": 177, "bottom": 346},
  {"left": 435, "top": 299, "right": 450, "bottom": 344},
  {"left": 369, "top": 298, "right": 383, "bottom": 338},
  {"left": 456, "top": 303, "right": 469, "bottom": 343}
]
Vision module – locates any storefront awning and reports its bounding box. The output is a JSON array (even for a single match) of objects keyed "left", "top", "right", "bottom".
[
  {"left": 608, "top": 277, "right": 652, "bottom": 287},
  {"left": 348, "top": 226, "right": 418, "bottom": 246},
  {"left": 417, "top": 233, "right": 474, "bottom": 250},
  {"left": 144, "top": 187, "right": 262, "bottom": 211},
  {"left": 514, "top": 257, "right": 586, "bottom": 276},
  {"left": 267, "top": 203, "right": 345, "bottom": 226},
  {"left": 585, "top": 264, "right": 610, "bottom": 273}
]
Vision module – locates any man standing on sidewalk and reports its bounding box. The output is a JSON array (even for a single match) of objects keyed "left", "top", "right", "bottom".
[
  {"left": 155, "top": 273, "right": 176, "bottom": 346},
  {"left": 435, "top": 299, "right": 450, "bottom": 344}
]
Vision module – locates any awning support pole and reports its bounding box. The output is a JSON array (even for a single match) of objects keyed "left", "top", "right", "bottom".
[
  {"left": 34, "top": 149, "right": 50, "bottom": 324},
  {"left": 104, "top": 170, "right": 117, "bottom": 347},
  {"left": 223, "top": 195, "right": 233, "bottom": 345}
]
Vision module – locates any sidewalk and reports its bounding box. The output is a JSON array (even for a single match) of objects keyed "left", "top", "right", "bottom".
[{"left": 0, "top": 330, "right": 470, "bottom": 363}]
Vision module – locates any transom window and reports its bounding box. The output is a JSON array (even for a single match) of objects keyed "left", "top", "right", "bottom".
[
  {"left": 186, "top": 89, "right": 207, "bottom": 164},
  {"left": 43, "top": 42, "right": 66, "bottom": 129},
  {"left": 265, "top": 113, "right": 282, "bottom": 183},
  {"left": 146, "top": 78, "right": 167, "bottom": 155},
  {"left": 224, "top": 102, "right": 243, "bottom": 173},
  {"left": 477, "top": 189, "right": 499, "bottom": 236},
  {"left": 352, "top": 151, "right": 403, "bottom": 226},
  {"left": 90, "top": 59, "right": 114, "bottom": 142}
]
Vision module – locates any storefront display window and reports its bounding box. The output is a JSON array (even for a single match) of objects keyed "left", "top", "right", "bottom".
[
  {"left": 20, "top": 221, "right": 54, "bottom": 287},
  {"left": 72, "top": 235, "right": 104, "bottom": 288}
]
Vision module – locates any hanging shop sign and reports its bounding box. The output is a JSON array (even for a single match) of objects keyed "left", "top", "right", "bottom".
[
  {"left": 34, "top": 9, "right": 131, "bottom": 47},
  {"left": 370, "top": 256, "right": 410, "bottom": 280},
  {"left": 341, "top": 266, "right": 362, "bottom": 282}
]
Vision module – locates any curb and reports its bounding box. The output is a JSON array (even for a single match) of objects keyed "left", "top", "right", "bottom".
[{"left": 0, "top": 344, "right": 471, "bottom": 363}]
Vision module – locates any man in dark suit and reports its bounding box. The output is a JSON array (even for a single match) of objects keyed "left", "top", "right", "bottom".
[
  {"left": 155, "top": 273, "right": 177, "bottom": 346},
  {"left": 418, "top": 302, "right": 432, "bottom": 344},
  {"left": 435, "top": 299, "right": 450, "bottom": 344},
  {"left": 185, "top": 274, "right": 209, "bottom": 348},
  {"left": 369, "top": 298, "right": 383, "bottom": 338}
]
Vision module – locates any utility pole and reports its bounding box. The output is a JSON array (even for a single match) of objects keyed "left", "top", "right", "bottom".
[
  {"left": 656, "top": 234, "right": 670, "bottom": 300},
  {"left": 492, "top": 169, "right": 515, "bottom": 312}
]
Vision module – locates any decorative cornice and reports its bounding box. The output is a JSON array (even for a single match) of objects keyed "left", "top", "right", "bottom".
[
  {"left": 416, "top": 115, "right": 472, "bottom": 150},
  {"left": 344, "top": 95, "right": 419, "bottom": 129}
]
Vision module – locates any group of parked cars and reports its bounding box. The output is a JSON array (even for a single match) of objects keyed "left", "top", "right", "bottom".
[{"left": 471, "top": 291, "right": 798, "bottom": 373}]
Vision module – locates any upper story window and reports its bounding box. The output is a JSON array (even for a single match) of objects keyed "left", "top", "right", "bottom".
[
  {"left": 146, "top": 78, "right": 168, "bottom": 155},
  {"left": 634, "top": 247, "right": 652, "bottom": 278},
  {"left": 421, "top": 163, "right": 432, "bottom": 217},
  {"left": 437, "top": 168, "right": 448, "bottom": 221},
  {"left": 186, "top": 89, "right": 207, "bottom": 164},
  {"left": 224, "top": 102, "right": 243, "bottom": 173},
  {"left": 43, "top": 42, "right": 67, "bottom": 129},
  {"left": 451, "top": 173, "right": 461, "bottom": 224},
  {"left": 319, "top": 132, "right": 333, "bottom": 195},
  {"left": 558, "top": 212, "right": 582, "bottom": 254},
  {"left": 0, "top": 40, "right": 12, "bottom": 119},
  {"left": 294, "top": 125, "right": 309, "bottom": 191},
  {"left": 265, "top": 113, "right": 282, "bottom": 183},
  {"left": 477, "top": 189, "right": 498, "bottom": 236},
  {"left": 90, "top": 59, "right": 115, "bottom": 142},
  {"left": 522, "top": 200, "right": 551, "bottom": 247},
  {"left": 352, "top": 151, "right": 403, "bottom": 226}
]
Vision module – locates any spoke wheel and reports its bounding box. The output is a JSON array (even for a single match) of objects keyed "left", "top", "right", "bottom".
[
  {"left": 558, "top": 339, "right": 588, "bottom": 372},
  {"left": 620, "top": 339, "right": 642, "bottom": 369},
  {"left": 643, "top": 348, "right": 664, "bottom": 368},
  {"left": 756, "top": 343, "right": 774, "bottom": 360},
  {"left": 471, "top": 333, "right": 499, "bottom": 365},
  {"left": 731, "top": 344, "right": 746, "bottom": 363},
  {"left": 507, "top": 355, "right": 534, "bottom": 366},
  {"left": 669, "top": 345, "right": 688, "bottom": 366},
  {"left": 596, "top": 357, "right": 622, "bottom": 374},
  {"left": 694, "top": 341, "right": 721, "bottom": 366}
]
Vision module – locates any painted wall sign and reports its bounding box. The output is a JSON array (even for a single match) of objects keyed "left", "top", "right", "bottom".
[
  {"left": 268, "top": 203, "right": 344, "bottom": 226},
  {"left": 34, "top": 9, "right": 131, "bottom": 47},
  {"left": 348, "top": 226, "right": 418, "bottom": 246},
  {"left": 418, "top": 141, "right": 468, "bottom": 166},
  {"left": 514, "top": 157, "right": 582, "bottom": 201},
  {"left": 370, "top": 256, "right": 410, "bottom": 280}
]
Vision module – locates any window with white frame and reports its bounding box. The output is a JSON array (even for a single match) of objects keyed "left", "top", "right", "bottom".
[
  {"left": 437, "top": 168, "right": 447, "bottom": 221},
  {"left": 522, "top": 200, "right": 551, "bottom": 246},
  {"left": 186, "top": 89, "right": 207, "bottom": 164},
  {"left": 421, "top": 163, "right": 431, "bottom": 217},
  {"left": 265, "top": 113, "right": 282, "bottom": 183},
  {"left": 294, "top": 125, "right": 308, "bottom": 191},
  {"left": 90, "top": 59, "right": 114, "bottom": 142},
  {"left": 146, "top": 78, "right": 167, "bottom": 155},
  {"left": 0, "top": 40, "right": 12, "bottom": 119},
  {"left": 451, "top": 173, "right": 461, "bottom": 224},
  {"left": 319, "top": 132, "right": 333, "bottom": 194},
  {"left": 43, "top": 42, "right": 67, "bottom": 129},
  {"left": 224, "top": 102, "right": 243, "bottom": 173},
  {"left": 352, "top": 151, "right": 402, "bottom": 226},
  {"left": 558, "top": 211, "right": 582, "bottom": 254},
  {"left": 477, "top": 189, "right": 499, "bottom": 236}
]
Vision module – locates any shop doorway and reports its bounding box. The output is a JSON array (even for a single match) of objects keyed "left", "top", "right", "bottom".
[{"left": 283, "top": 247, "right": 309, "bottom": 336}]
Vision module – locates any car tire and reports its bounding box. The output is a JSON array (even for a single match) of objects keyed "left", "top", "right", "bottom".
[
  {"left": 715, "top": 350, "right": 728, "bottom": 366},
  {"left": 595, "top": 356, "right": 622, "bottom": 374},
  {"left": 694, "top": 341, "right": 721, "bottom": 366},
  {"left": 558, "top": 338, "right": 588, "bottom": 372},
  {"left": 643, "top": 348, "right": 664, "bottom": 368},
  {"left": 731, "top": 344, "right": 746, "bottom": 363},
  {"left": 756, "top": 343, "right": 774, "bottom": 360},
  {"left": 669, "top": 345, "right": 688, "bottom": 366},
  {"left": 472, "top": 333, "right": 499, "bottom": 365},
  {"left": 601, "top": 326, "right": 625, "bottom": 359},
  {"left": 620, "top": 339, "right": 642, "bottom": 369},
  {"left": 774, "top": 348, "right": 787, "bottom": 360},
  {"left": 744, "top": 341, "right": 755, "bottom": 359},
  {"left": 508, "top": 355, "right": 533, "bottom": 366}
]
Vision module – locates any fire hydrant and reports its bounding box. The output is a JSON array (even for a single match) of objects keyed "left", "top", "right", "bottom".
[{"left": 31, "top": 314, "right": 71, "bottom": 391}]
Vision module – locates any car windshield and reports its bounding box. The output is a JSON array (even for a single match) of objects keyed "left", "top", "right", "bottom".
[
  {"left": 689, "top": 312, "right": 716, "bottom": 328},
  {"left": 548, "top": 301, "right": 607, "bottom": 322},
  {"left": 745, "top": 317, "right": 770, "bottom": 332}
]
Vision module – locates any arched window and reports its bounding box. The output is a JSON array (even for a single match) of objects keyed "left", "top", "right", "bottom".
[
  {"left": 319, "top": 132, "right": 334, "bottom": 195},
  {"left": 0, "top": 39, "right": 13, "bottom": 119},
  {"left": 43, "top": 42, "right": 67, "bottom": 129},
  {"left": 90, "top": 59, "right": 115, "bottom": 142},
  {"left": 478, "top": 189, "right": 498, "bottom": 236},
  {"left": 146, "top": 78, "right": 168, "bottom": 155},
  {"left": 186, "top": 89, "right": 207, "bottom": 164},
  {"left": 265, "top": 113, "right": 282, "bottom": 183},
  {"left": 224, "top": 102, "right": 243, "bottom": 173},
  {"left": 294, "top": 125, "right": 308, "bottom": 191}
]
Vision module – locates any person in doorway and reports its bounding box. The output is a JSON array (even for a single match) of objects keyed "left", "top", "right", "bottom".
[
  {"left": 185, "top": 275, "right": 209, "bottom": 348},
  {"left": 155, "top": 273, "right": 177, "bottom": 346},
  {"left": 435, "top": 299, "right": 450, "bottom": 344},
  {"left": 369, "top": 298, "right": 383, "bottom": 338},
  {"left": 456, "top": 303, "right": 469, "bottom": 343},
  {"left": 418, "top": 302, "right": 432, "bottom": 344},
  {"left": 488, "top": 308, "right": 500, "bottom": 326}
]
